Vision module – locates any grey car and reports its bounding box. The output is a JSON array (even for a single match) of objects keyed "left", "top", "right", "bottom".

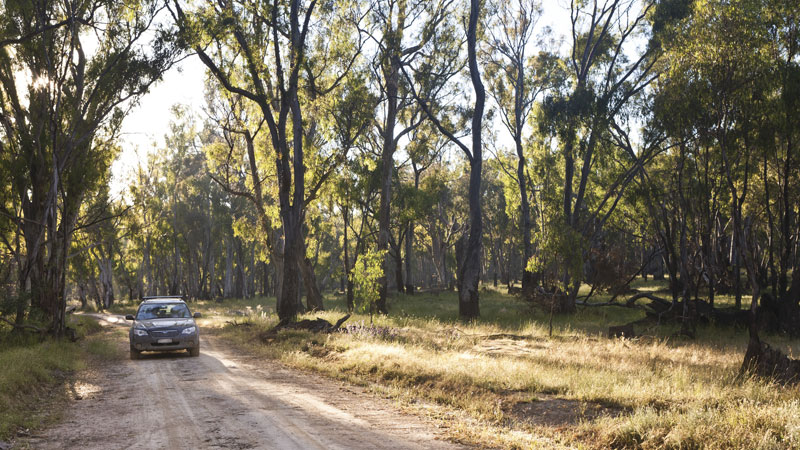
[{"left": 126, "top": 297, "right": 201, "bottom": 359}]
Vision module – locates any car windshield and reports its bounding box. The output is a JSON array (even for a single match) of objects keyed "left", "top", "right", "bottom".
[{"left": 136, "top": 303, "right": 191, "bottom": 320}]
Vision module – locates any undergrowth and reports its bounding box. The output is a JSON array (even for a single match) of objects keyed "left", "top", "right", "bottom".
[{"left": 0, "top": 315, "right": 113, "bottom": 442}]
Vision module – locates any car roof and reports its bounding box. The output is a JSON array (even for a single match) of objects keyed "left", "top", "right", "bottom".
[{"left": 140, "top": 298, "right": 186, "bottom": 304}]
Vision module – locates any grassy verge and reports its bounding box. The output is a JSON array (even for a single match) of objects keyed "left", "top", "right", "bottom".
[
  {"left": 0, "top": 315, "right": 118, "bottom": 443},
  {"left": 113, "top": 282, "right": 800, "bottom": 449}
]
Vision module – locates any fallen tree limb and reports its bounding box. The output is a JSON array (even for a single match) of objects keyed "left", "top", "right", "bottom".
[
  {"left": 624, "top": 293, "right": 672, "bottom": 308},
  {"left": 259, "top": 315, "right": 352, "bottom": 343},
  {"left": 270, "top": 314, "right": 352, "bottom": 334},
  {"left": 0, "top": 316, "right": 47, "bottom": 334},
  {"left": 577, "top": 292, "right": 672, "bottom": 311},
  {"left": 332, "top": 315, "right": 351, "bottom": 329},
  {"left": 576, "top": 300, "right": 648, "bottom": 311}
]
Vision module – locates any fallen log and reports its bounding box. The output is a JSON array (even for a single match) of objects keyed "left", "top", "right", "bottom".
[
  {"left": 624, "top": 293, "right": 671, "bottom": 309},
  {"left": 270, "top": 314, "right": 351, "bottom": 334},
  {"left": 577, "top": 293, "right": 672, "bottom": 313}
]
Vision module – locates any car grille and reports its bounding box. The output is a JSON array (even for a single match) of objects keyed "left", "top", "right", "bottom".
[{"left": 150, "top": 329, "right": 178, "bottom": 338}]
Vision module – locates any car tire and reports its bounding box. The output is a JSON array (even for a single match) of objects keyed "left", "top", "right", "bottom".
[
  {"left": 130, "top": 345, "right": 141, "bottom": 360},
  {"left": 189, "top": 346, "right": 200, "bottom": 357}
]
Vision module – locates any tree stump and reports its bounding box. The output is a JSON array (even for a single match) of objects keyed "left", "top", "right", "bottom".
[{"left": 741, "top": 337, "right": 800, "bottom": 384}]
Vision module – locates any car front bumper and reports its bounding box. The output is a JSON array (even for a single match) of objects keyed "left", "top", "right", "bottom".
[{"left": 130, "top": 334, "right": 199, "bottom": 352}]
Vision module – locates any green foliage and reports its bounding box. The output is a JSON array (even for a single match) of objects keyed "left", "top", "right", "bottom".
[
  {"left": 0, "top": 292, "right": 27, "bottom": 319},
  {"left": 0, "top": 0, "right": 179, "bottom": 331},
  {"left": 351, "top": 248, "right": 386, "bottom": 318},
  {"left": 528, "top": 225, "right": 585, "bottom": 291}
]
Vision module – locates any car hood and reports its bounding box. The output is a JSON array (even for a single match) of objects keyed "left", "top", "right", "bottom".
[{"left": 136, "top": 319, "right": 195, "bottom": 329}]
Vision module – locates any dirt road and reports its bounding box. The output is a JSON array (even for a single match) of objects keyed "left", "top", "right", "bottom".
[{"left": 26, "top": 315, "right": 465, "bottom": 449}]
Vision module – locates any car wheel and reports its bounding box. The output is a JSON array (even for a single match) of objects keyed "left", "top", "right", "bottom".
[
  {"left": 189, "top": 346, "right": 200, "bottom": 357},
  {"left": 130, "top": 345, "right": 141, "bottom": 360}
]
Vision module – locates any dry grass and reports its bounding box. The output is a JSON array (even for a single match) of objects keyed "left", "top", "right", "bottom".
[
  {"left": 114, "top": 281, "right": 800, "bottom": 449},
  {"left": 0, "top": 315, "right": 116, "bottom": 442}
]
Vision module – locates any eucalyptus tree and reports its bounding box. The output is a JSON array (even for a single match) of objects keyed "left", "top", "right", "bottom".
[
  {"left": 653, "top": 0, "right": 800, "bottom": 366},
  {"left": 482, "top": 156, "right": 516, "bottom": 287},
  {"left": 335, "top": 148, "right": 381, "bottom": 310},
  {"left": 83, "top": 187, "right": 119, "bottom": 309},
  {"left": 126, "top": 156, "right": 163, "bottom": 298},
  {"left": 324, "top": 71, "right": 377, "bottom": 308},
  {"left": 746, "top": 0, "right": 800, "bottom": 309},
  {"left": 202, "top": 81, "right": 290, "bottom": 302},
  {"left": 0, "top": 0, "right": 178, "bottom": 334},
  {"left": 482, "top": 0, "right": 563, "bottom": 295},
  {"left": 169, "top": 0, "right": 363, "bottom": 320},
  {"left": 0, "top": 143, "right": 22, "bottom": 317},
  {"left": 419, "top": 162, "right": 462, "bottom": 289},
  {"left": 401, "top": 123, "right": 446, "bottom": 293},
  {"left": 360, "top": 0, "right": 456, "bottom": 311},
  {"left": 117, "top": 109, "right": 265, "bottom": 303},
  {"left": 406, "top": 0, "right": 486, "bottom": 319},
  {"left": 539, "top": 0, "right": 689, "bottom": 311}
]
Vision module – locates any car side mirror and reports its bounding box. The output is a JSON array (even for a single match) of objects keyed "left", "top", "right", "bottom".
[
  {"left": 125, "top": 314, "right": 135, "bottom": 321},
  {"left": 193, "top": 312, "right": 202, "bottom": 318}
]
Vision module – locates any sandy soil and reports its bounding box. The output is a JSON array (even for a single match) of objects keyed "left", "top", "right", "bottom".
[{"left": 24, "top": 314, "right": 466, "bottom": 450}]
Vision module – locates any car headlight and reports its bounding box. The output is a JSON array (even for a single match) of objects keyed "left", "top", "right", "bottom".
[
  {"left": 181, "top": 326, "right": 197, "bottom": 335},
  {"left": 133, "top": 328, "right": 148, "bottom": 336}
]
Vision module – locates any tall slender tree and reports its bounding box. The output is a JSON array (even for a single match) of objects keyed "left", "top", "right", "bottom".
[
  {"left": 170, "top": 0, "right": 361, "bottom": 320},
  {"left": 359, "top": 0, "right": 455, "bottom": 312},
  {"left": 482, "top": 0, "right": 563, "bottom": 295},
  {"left": 406, "top": 0, "right": 485, "bottom": 319}
]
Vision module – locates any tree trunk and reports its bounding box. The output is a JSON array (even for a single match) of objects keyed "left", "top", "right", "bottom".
[
  {"left": 778, "top": 140, "right": 792, "bottom": 298},
  {"left": 457, "top": 0, "right": 484, "bottom": 320},
  {"left": 261, "top": 261, "right": 269, "bottom": 297},
  {"left": 78, "top": 283, "right": 87, "bottom": 309},
  {"left": 272, "top": 252, "right": 284, "bottom": 302},
  {"left": 300, "top": 255, "right": 324, "bottom": 311},
  {"left": 405, "top": 220, "right": 414, "bottom": 294},
  {"left": 98, "top": 256, "right": 114, "bottom": 309},
  {"left": 40, "top": 204, "right": 76, "bottom": 336},
  {"left": 143, "top": 236, "right": 152, "bottom": 296},
  {"left": 343, "top": 206, "right": 354, "bottom": 311},
  {"left": 515, "top": 87, "right": 534, "bottom": 296},
  {"left": 234, "top": 243, "right": 245, "bottom": 298},
  {"left": 377, "top": 71, "right": 400, "bottom": 314},
  {"left": 734, "top": 235, "right": 742, "bottom": 309},
  {"left": 394, "top": 248, "right": 404, "bottom": 294},
  {"left": 277, "top": 209, "right": 303, "bottom": 321},
  {"left": 223, "top": 238, "right": 234, "bottom": 298}
]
